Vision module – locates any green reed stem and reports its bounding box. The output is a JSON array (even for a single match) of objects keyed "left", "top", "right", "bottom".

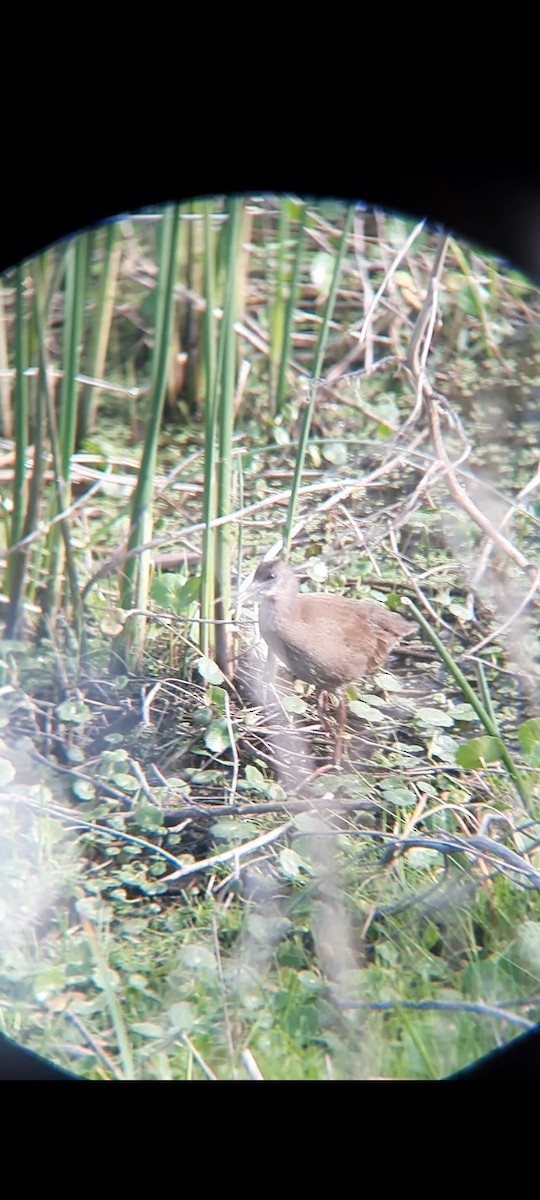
[
  {"left": 215, "top": 197, "right": 243, "bottom": 676},
  {"left": 32, "top": 254, "right": 85, "bottom": 643},
  {"left": 4, "top": 267, "right": 29, "bottom": 634},
  {"left": 119, "top": 205, "right": 181, "bottom": 667},
  {"left": 275, "top": 200, "right": 306, "bottom": 415},
  {"left": 475, "top": 658, "right": 500, "bottom": 730},
  {"left": 283, "top": 204, "right": 354, "bottom": 558},
  {"left": 269, "top": 199, "right": 289, "bottom": 412},
  {"left": 200, "top": 202, "right": 218, "bottom": 658},
  {"left": 11, "top": 266, "right": 27, "bottom": 547},
  {"left": 78, "top": 222, "right": 122, "bottom": 444},
  {"left": 45, "top": 235, "right": 87, "bottom": 620}
]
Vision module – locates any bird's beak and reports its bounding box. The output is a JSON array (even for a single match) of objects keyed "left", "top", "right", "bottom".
[{"left": 236, "top": 574, "right": 262, "bottom": 608}]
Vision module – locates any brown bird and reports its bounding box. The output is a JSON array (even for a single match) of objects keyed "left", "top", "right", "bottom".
[{"left": 245, "top": 559, "right": 415, "bottom": 760}]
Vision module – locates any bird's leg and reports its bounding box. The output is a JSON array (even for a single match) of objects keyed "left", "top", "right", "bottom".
[
  {"left": 316, "top": 690, "right": 346, "bottom": 765},
  {"left": 333, "top": 694, "right": 346, "bottom": 766},
  {"left": 261, "top": 649, "right": 278, "bottom": 704},
  {"left": 317, "top": 689, "right": 334, "bottom": 728}
]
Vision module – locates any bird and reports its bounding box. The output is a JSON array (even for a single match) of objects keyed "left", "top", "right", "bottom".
[{"left": 244, "top": 559, "right": 415, "bottom": 761}]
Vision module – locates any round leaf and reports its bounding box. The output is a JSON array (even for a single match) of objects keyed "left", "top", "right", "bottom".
[
  {"left": 415, "top": 707, "right": 454, "bottom": 728},
  {"left": 282, "top": 694, "right": 308, "bottom": 715},
  {"left": 518, "top": 718, "right": 540, "bottom": 753},
  {"left": 56, "top": 700, "right": 92, "bottom": 724},
  {"left": 204, "top": 719, "right": 230, "bottom": 754},
  {"left": 196, "top": 656, "right": 225, "bottom": 685},
  {"left": 244, "top": 765, "right": 267, "bottom": 792},
  {"left": 349, "top": 700, "right": 385, "bottom": 724},
  {"left": 72, "top": 778, "right": 96, "bottom": 801},
  {"left": 279, "top": 848, "right": 306, "bottom": 879},
  {"left": 374, "top": 672, "right": 403, "bottom": 692},
  {"left": 178, "top": 945, "right": 216, "bottom": 972},
  {"left": 381, "top": 785, "right": 417, "bottom": 808},
  {"left": 109, "top": 772, "right": 138, "bottom": 792},
  {"left": 456, "top": 736, "right": 504, "bottom": 768},
  {"left": 167, "top": 1002, "right": 195, "bottom": 1033}
]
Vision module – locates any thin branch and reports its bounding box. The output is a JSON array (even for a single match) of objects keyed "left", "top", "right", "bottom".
[
  {"left": 161, "top": 821, "right": 293, "bottom": 884},
  {"left": 336, "top": 998, "right": 534, "bottom": 1031}
]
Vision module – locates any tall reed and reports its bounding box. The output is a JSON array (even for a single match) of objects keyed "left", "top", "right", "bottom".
[
  {"left": 283, "top": 204, "right": 355, "bottom": 557},
  {"left": 118, "top": 205, "right": 181, "bottom": 669}
]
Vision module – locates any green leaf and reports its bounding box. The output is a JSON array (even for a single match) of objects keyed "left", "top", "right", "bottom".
[
  {"left": 130, "top": 1022, "right": 166, "bottom": 1039},
  {"left": 346, "top": 689, "right": 380, "bottom": 706},
  {"left": 273, "top": 422, "right": 290, "bottom": 446},
  {"left": 211, "top": 818, "right": 257, "bottom": 840},
  {"left": 72, "top": 778, "right": 96, "bottom": 801},
  {"left": 448, "top": 602, "right": 473, "bottom": 620},
  {"left": 177, "top": 576, "right": 202, "bottom": 608},
  {"left": 196, "top": 656, "right": 225, "bottom": 685},
  {"left": 415, "top": 707, "right": 454, "bottom": 728},
  {"left": 267, "top": 782, "right": 286, "bottom": 801},
  {"left": 244, "top": 764, "right": 267, "bottom": 792},
  {"left": 204, "top": 719, "right": 230, "bottom": 753},
  {"left": 209, "top": 686, "right": 226, "bottom": 712},
  {"left": 152, "top": 572, "right": 200, "bottom": 613},
  {"left": 456, "top": 736, "right": 505, "bottom": 768},
  {"left": 150, "top": 568, "right": 177, "bottom": 604},
  {"left": 133, "top": 805, "right": 164, "bottom": 831},
  {"left": 66, "top": 746, "right": 86, "bottom": 765},
  {"left": 429, "top": 733, "right": 460, "bottom": 763},
  {"left": 56, "top": 700, "right": 92, "bottom": 724},
  {"left": 348, "top": 700, "right": 385, "bottom": 724},
  {"left": 385, "top": 592, "right": 408, "bottom": 613},
  {"left": 518, "top": 718, "right": 540, "bottom": 753},
  {"left": 282, "top": 694, "right": 308, "bottom": 714},
  {"left": 322, "top": 442, "right": 348, "bottom": 466},
  {"left": 373, "top": 672, "right": 403, "bottom": 692},
  {"left": 278, "top": 848, "right": 307, "bottom": 879},
  {"left": 192, "top": 706, "right": 213, "bottom": 728},
  {"left": 297, "top": 970, "right": 322, "bottom": 992},
  {"left": 112, "top": 772, "right": 140, "bottom": 792},
  {"left": 381, "top": 785, "right": 417, "bottom": 808},
  {"left": 98, "top": 748, "right": 129, "bottom": 779},
  {"left": 178, "top": 945, "right": 216, "bottom": 972},
  {"left": 293, "top": 813, "right": 329, "bottom": 834},
  {"left": 247, "top": 913, "right": 292, "bottom": 942},
  {"left": 449, "top": 703, "right": 477, "bottom": 722}
]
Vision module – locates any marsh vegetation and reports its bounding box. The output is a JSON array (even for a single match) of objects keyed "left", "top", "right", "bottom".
[{"left": 0, "top": 198, "right": 539, "bottom": 1079}]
